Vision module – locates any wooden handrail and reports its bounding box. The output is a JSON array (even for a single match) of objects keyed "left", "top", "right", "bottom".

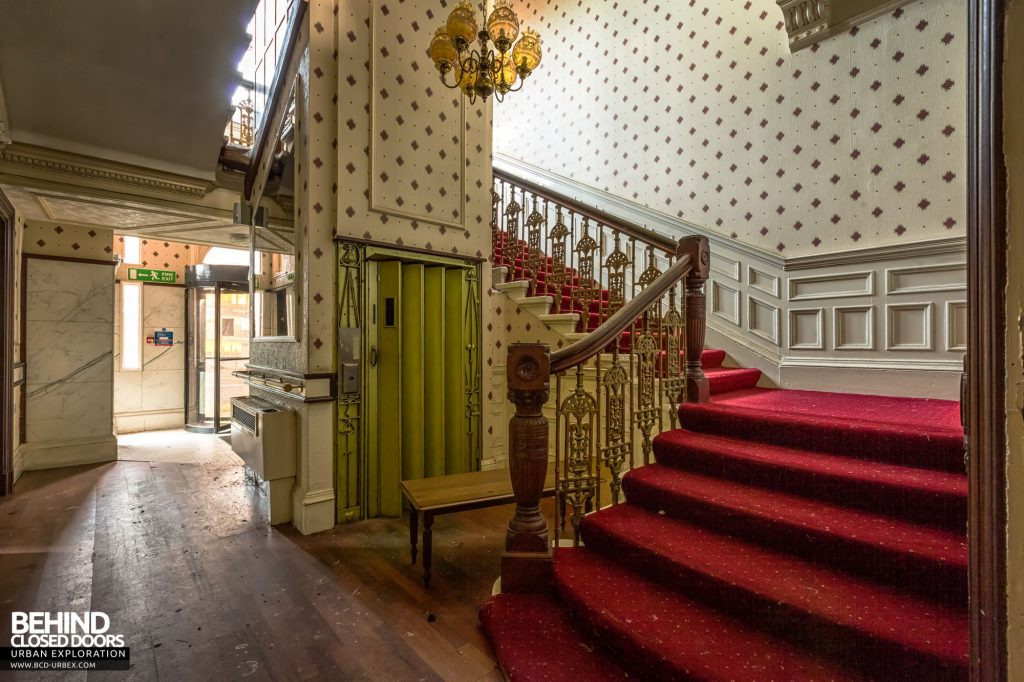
[
  {"left": 243, "top": 0, "right": 308, "bottom": 202},
  {"left": 552, "top": 247, "right": 691, "bottom": 374},
  {"left": 494, "top": 167, "right": 678, "bottom": 254}
]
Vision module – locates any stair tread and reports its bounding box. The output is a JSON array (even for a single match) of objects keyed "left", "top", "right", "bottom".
[
  {"left": 580, "top": 503, "right": 967, "bottom": 666},
  {"left": 680, "top": 395, "right": 964, "bottom": 470},
  {"left": 480, "top": 593, "right": 630, "bottom": 682},
  {"left": 709, "top": 387, "right": 962, "bottom": 432},
  {"left": 652, "top": 429, "right": 967, "bottom": 499},
  {"left": 623, "top": 463, "right": 967, "bottom": 567},
  {"left": 554, "top": 547, "right": 868, "bottom": 682}
]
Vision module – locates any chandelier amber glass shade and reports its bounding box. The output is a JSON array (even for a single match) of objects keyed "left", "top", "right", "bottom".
[
  {"left": 457, "top": 64, "right": 477, "bottom": 96},
  {"left": 430, "top": 1, "right": 541, "bottom": 104},
  {"left": 446, "top": 1, "right": 478, "bottom": 49},
  {"left": 487, "top": 0, "right": 520, "bottom": 46},
  {"left": 495, "top": 54, "right": 518, "bottom": 91},
  {"left": 429, "top": 27, "right": 458, "bottom": 69},
  {"left": 512, "top": 29, "right": 542, "bottom": 73}
]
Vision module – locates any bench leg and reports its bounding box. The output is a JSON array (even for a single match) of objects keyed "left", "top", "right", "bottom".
[
  {"left": 422, "top": 512, "right": 434, "bottom": 589},
  {"left": 410, "top": 510, "right": 419, "bottom": 565}
]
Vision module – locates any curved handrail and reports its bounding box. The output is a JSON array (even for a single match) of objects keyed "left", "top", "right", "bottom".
[
  {"left": 494, "top": 166, "right": 678, "bottom": 254},
  {"left": 551, "top": 248, "right": 692, "bottom": 374}
]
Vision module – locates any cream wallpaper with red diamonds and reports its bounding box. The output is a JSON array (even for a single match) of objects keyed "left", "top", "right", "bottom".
[
  {"left": 335, "top": 0, "right": 502, "bottom": 464},
  {"left": 336, "top": 0, "right": 493, "bottom": 258},
  {"left": 22, "top": 221, "right": 114, "bottom": 261},
  {"left": 494, "top": 0, "right": 967, "bottom": 257}
]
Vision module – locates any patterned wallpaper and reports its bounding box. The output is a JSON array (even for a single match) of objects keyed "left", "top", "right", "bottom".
[
  {"left": 22, "top": 222, "right": 114, "bottom": 261},
  {"left": 494, "top": 0, "right": 967, "bottom": 257},
  {"left": 112, "top": 236, "right": 205, "bottom": 281},
  {"left": 336, "top": 0, "right": 493, "bottom": 256}
]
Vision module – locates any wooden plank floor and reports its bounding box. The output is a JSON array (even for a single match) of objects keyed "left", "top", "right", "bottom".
[{"left": 0, "top": 432, "right": 551, "bottom": 681}]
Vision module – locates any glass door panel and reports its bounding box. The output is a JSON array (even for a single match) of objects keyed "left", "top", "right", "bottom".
[
  {"left": 186, "top": 286, "right": 216, "bottom": 431},
  {"left": 185, "top": 283, "right": 250, "bottom": 432},
  {"left": 217, "top": 290, "right": 250, "bottom": 428}
]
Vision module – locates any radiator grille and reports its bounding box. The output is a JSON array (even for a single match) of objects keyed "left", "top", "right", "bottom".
[{"left": 232, "top": 404, "right": 257, "bottom": 434}]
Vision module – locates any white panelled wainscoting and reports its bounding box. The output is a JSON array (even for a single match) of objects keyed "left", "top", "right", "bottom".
[{"left": 497, "top": 155, "right": 965, "bottom": 399}]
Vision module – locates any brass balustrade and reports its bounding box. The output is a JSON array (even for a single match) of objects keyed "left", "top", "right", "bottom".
[{"left": 492, "top": 170, "right": 710, "bottom": 592}]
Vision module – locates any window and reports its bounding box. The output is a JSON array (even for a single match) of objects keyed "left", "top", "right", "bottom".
[
  {"left": 121, "top": 282, "right": 142, "bottom": 370},
  {"left": 123, "top": 236, "right": 141, "bottom": 265}
]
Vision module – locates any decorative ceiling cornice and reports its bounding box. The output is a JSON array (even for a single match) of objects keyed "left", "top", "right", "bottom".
[
  {"left": 0, "top": 143, "right": 213, "bottom": 198},
  {"left": 777, "top": 0, "right": 831, "bottom": 52},
  {"left": 776, "top": 0, "right": 919, "bottom": 52}
]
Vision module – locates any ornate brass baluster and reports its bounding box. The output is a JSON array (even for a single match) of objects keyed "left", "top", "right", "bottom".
[
  {"left": 504, "top": 187, "right": 522, "bottom": 279},
  {"left": 634, "top": 245, "right": 664, "bottom": 459},
  {"left": 491, "top": 185, "right": 503, "bottom": 269},
  {"left": 601, "top": 352, "right": 630, "bottom": 504},
  {"left": 574, "top": 219, "right": 599, "bottom": 319},
  {"left": 637, "top": 246, "right": 663, "bottom": 318},
  {"left": 661, "top": 284, "right": 685, "bottom": 429},
  {"left": 525, "top": 198, "right": 545, "bottom": 296},
  {"left": 557, "top": 366, "right": 599, "bottom": 545},
  {"left": 633, "top": 327, "right": 659, "bottom": 466},
  {"left": 604, "top": 232, "right": 629, "bottom": 318},
  {"left": 547, "top": 208, "right": 569, "bottom": 313}
]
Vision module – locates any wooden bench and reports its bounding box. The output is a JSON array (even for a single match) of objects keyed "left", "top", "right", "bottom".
[{"left": 400, "top": 468, "right": 556, "bottom": 588}]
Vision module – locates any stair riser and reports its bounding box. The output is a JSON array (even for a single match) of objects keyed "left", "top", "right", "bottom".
[
  {"left": 651, "top": 440, "right": 967, "bottom": 530},
  {"left": 621, "top": 475, "right": 967, "bottom": 607},
  {"left": 579, "top": 523, "right": 968, "bottom": 682},
  {"left": 678, "top": 406, "right": 965, "bottom": 472},
  {"left": 553, "top": 573, "right": 699, "bottom": 682}
]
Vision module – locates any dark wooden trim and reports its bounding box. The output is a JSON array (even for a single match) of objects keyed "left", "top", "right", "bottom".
[
  {"left": 0, "top": 189, "right": 14, "bottom": 495},
  {"left": 494, "top": 166, "right": 678, "bottom": 254},
  {"left": 23, "top": 253, "right": 116, "bottom": 267},
  {"left": 337, "top": 235, "right": 488, "bottom": 263},
  {"left": 244, "top": 0, "right": 309, "bottom": 201},
  {"left": 967, "top": 0, "right": 1008, "bottom": 679}
]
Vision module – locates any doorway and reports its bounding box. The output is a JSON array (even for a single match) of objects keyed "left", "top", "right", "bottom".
[
  {"left": 184, "top": 265, "right": 250, "bottom": 433},
  {"left": 360, "top": 250, "right": 481, "bottom": 518}
]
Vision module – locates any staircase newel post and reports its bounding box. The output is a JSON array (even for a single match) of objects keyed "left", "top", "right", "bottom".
[
  {"left": 679, "top": 236, "right": 711, "bottom": 403},
  {"left": 501, "top": 343, "right": 554, "bottom": 593}
]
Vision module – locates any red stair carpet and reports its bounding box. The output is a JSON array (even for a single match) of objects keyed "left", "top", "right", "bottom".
[{"left": 480, "top": 355, "right": 967, "bottom": 681}]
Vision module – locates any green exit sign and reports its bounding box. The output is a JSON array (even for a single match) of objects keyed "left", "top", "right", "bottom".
[{"left": 128, "top": 267, "right": 176, "bottom": 283}]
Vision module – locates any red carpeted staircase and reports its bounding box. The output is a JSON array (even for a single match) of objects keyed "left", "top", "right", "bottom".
[{"left": 481, "top": 372, "right": 967, "bottom": 680}]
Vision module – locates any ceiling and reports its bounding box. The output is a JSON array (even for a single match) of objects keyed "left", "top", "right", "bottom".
[
  {"left": 0, "top": 183, "right": 292, "bottom": 251},
  {"left": 0, "top": 0, "right": 258, "bottom": 180}
]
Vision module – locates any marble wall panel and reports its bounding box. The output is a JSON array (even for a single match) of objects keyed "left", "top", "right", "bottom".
[{"left": 25, "top": 258, "right": 114, "bottom": 448}]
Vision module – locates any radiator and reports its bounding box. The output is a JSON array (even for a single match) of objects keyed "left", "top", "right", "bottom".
[{"left": 230, "top": 396, "right": 296, "bottom": 524}]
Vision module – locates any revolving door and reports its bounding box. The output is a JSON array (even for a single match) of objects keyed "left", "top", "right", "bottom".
[{"left": 185, "top": 265, "right": 251, "bottom": 433}]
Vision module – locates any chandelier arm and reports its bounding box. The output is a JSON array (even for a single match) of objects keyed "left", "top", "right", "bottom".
[
  {"left": 439, "top": 68, "right": 463, "bottom": 89},
  {"left": 504, "top": 77, "right": 526, "bottom": 93}
]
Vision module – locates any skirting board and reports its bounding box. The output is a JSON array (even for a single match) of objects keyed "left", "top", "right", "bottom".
[
  {"left": 292, "top": 485, "right": 335, "bottom": 535},
  {"left": 22, "top": 435, "right": 118, "bottom": 471},
  {"left": 114, "top": 409, "right": 184, "bottom": 434}
]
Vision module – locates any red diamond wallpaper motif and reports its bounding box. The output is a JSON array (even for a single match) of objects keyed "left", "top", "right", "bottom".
[{"left": 494, "top": 0, "right": 966, "bottom": 257}]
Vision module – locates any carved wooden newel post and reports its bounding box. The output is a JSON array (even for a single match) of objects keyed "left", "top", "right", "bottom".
[
  {"left": 502, "top": 343, "right": 553, "bottom": 593},
  {"left": 680, "top": 235, "right": 711, "bottom": 403}
]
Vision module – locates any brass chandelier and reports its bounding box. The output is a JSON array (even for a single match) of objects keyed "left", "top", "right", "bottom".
[{"left": 428, "top": 0, "right": 542, "bottom": 104}]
